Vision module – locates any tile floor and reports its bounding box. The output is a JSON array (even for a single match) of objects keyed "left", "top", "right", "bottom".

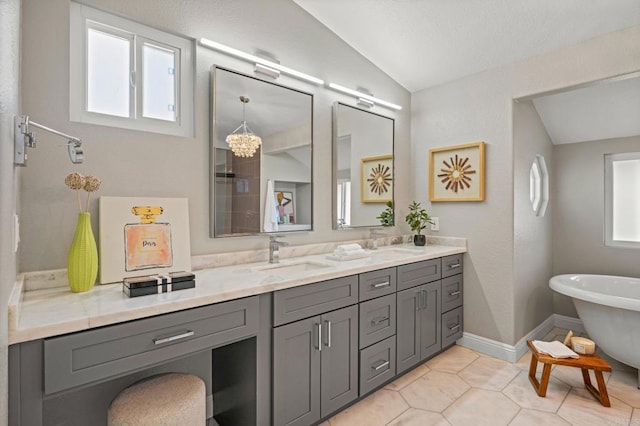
[{"left": 321, "top": 328, "right": 640, "bottom": 426}]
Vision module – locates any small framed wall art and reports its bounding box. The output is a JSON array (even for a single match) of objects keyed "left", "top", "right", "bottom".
[
  {"left": 361, "top": 155, "right": 393, "bottom": 203},
  {"left": 429, "top": 141, "right": 485, "bottom": 202},
  {"left": 274, "top": 190, "right": 295, "bottom": 224},
  {"left": 99, "top": 197, "right": 191, "bottom": 284}
]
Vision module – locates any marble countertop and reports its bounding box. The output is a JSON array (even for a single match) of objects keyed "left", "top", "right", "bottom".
[{"left": 8, "top": 241, "right": 466, "bottom": 345}]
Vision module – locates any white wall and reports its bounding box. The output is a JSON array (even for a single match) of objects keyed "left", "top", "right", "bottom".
[
  {"left": 18, "top": 0, "right": 411, "bottom": 272},
  {"left": 513, "top": 100, "right": 554, "bottom": 340},
  {"left": 412, "top": 25, "right": 640, "bottom": 345},
  {"left": 0, "top": 1, "right": 21, "bottom": 423},
  {"left": 552, "top": 135, "right": 640, "bottom": 316}
]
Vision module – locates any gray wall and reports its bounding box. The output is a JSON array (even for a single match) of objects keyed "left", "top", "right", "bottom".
[
  {"left": 0, "top": 1, "right": 21, "bottom": 424},
  {"left": 411, "top": 25, "right": 640, "bottom": 345},
  {"left": 552, "top": 135, "right": 640, "bottom": 316},
  {"left": 513, "top": 100, "right": 554, "bottom": 340},
  {"left": 19, "top": 0, "right": 411, "bottom": 272}
]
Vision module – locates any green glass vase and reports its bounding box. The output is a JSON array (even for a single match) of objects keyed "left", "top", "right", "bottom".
[{"left": 67, "top": 212, "right": 98, "bottom": 293}]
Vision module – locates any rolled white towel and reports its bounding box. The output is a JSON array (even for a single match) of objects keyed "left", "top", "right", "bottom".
[{"left": 334, "top": 243, "right": 363, "bottom": 254}]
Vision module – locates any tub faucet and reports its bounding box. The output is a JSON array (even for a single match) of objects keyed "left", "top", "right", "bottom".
[
  {"left": 369, "top": 228, "right": 386, "bottom": 250},
  {"left": 269, "top": 235, "right": 289, "bottom": 263}
]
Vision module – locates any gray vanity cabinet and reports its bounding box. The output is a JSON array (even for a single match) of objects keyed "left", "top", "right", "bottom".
[
  {"left": 396, "top": 280, "right": 441, "bottom": 374},
  {"left": 441, "top": 254, "right": 463, "bottom": 348},
  {"left": 319, "top": 305, "right": 359, "bottom": 417},
  {"left": 396, "top": 258, "right": 443, "bottom": 375},
  {"left": 273, "top": 316, "right": 321, "bottom": 426},
  {"left": 273, "top": 278, "right": 359, "bottom": 426}
]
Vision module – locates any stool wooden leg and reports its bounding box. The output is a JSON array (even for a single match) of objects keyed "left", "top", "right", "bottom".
[
  {"left": 582, "top": 369, "right": 611, "bottom": 407},
  {"left": 528, "top": 358, "right": 552, "bottom": 397},
  {"left": 581, "top": 368, "right": 592, "bottom": 388},
  {"left": 528, "top": 356, "right": 541, "bottom": 394},
  {"left": 537, "top": 363, "right": 552, "bottom": 397}
]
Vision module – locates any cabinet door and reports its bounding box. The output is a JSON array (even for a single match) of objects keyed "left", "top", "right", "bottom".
[
  {"left": 441, "top": 274, "right": 463, "bottom": 313},
  {"left": 396, "top": 287, "right": 421, "bottom": 374},
  {"left": 359, "top": 267, "right": 396, "bottom": 302},
  {"left": 320, "top": 305, "right": 358, "bottom": 418},
  {"left": 442, "top": 306, "right": 463, "bottom": 348},
  {"left": 397, "top": 259, "right": 441, "bottom": 291},
  {"left": 273, "top": 317, "right": 321, "bottom": 426},
  {"left": 359, "top": 293, "right": 396, "bottom": 349},
  {"left": 419, "top": 281, "right": 441, "bottom": 361}
]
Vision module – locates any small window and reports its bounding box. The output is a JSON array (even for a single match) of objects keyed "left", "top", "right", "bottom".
[
  {"left": 605, "top": 152, "right": 640, "bottom": 248},
  {"left": 336, "top": 180, "right": 351, "bottom": 227},
  {"left": 529, "top": 154, "right": 549, "bottom": 217},
  {"left": 70, "top": 3, "right": 194, "bottom": 137}
]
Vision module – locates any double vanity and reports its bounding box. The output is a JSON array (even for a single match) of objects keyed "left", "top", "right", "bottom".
[{"left": 8, "top": 241, "right": 465, "bottom": 426}]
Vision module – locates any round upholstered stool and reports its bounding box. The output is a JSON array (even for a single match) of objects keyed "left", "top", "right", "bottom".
[{"left": 108, "top": 373, "right": 206, "bottom": 426}]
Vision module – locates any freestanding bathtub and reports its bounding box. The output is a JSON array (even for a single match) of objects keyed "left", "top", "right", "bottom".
[{"left": 549, "top": 274, "right": 640, "bottom": 383}]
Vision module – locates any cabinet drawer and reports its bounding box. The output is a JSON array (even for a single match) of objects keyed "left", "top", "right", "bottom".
[
  {"left": 44, "top": 296, "right": 259, "bottom": 395},
  {"left": 397, "top": 258, "right": 441, "bottom": 291},
  {"left": 441, "top": 254, "right": 463, "bottom": 278},
  {"left": 441, "top": 274, "right": 463, "bottom": 313},
  {"left": 359, "top": 293, "right": 396, "bottom": 349},
  {"left": 442, "top": 306, "right": 463, "bottom": 348},
  {"left": 359, "top": 267, "right": 396, "bottom": 302},
  {"left": 359, "top": 336, "right": 396, "bottom": 396},
  {"left": 274, "top": 275, "right": 358, "bottom": 326}
]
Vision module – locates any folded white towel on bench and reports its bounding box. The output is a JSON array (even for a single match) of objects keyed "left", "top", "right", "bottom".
[{"left": 532, "top": 340, "right": 579, "bottom": 359}]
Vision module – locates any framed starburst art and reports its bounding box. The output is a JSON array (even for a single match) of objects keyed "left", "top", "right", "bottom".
[
  {"left": 361, "top": 155, "right": 393, "bottom": 203},
  {"left": 429, "top": 142, "right": 485, "bottom": 202}
]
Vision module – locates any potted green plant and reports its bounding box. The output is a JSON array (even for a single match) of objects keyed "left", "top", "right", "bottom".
[
  {"left": 376, "top": 201, "right": 394, "bottom": 227},
  {"left": 405, "top": 200, "right": 434, "bottom": 246}
]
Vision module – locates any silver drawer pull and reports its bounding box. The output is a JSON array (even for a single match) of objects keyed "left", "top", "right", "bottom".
[
  {"left": 372, "top": 281, "right": 390, "bottom": 289},
  {"left": 153, "top": 330, "right": 194, "bottom": 345},
  {"left": 448, "top": 324, "right": 461, "bottom": 331},
  {"left": 449, "top": 291, "right": 461, "bottom": 297},
  {"left": 317, "top": 323, "right": 322, "bottom": 352},
  {"left": 448, "top": 263, "right": 461, "bottom": 269},
  {"left": 371, "top": 316, "right": 389, "bottom": 326},
  {"left": 372, "top": 360, "right": 390, "bottom": 371}
]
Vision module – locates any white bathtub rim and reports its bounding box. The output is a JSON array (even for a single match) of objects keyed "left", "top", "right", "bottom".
[{"left": 550, "top": 274, "right": 640, "bottom": 312}]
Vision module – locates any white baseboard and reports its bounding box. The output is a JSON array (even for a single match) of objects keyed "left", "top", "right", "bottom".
[
  {"left": 457, "top": 314, "right": 584, "bottom": 363},
  {"left": 457, "top": 333, "right": 518, "bottom": 362},
  {"left": 553, "top": 314, "right": 586, "bottom": 334}
]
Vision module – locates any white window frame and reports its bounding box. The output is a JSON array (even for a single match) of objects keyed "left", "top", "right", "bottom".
[
  {"left": 70, "top": 2, "right": 194, "bottom": 137},
  {"left": 336, "top": 179, "right": 351, "bottom": 227},
  {"left": 604, "top": 152, "right": 640, "bottom": 249}
]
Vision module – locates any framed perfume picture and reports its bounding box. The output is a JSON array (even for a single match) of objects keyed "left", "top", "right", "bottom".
[
  {"left": 274, "top": 190, "right": 295, "bottom": 224},
  {"left": 429, "top": 141, "right": 485, "bottom": 202},
  {"left": 99, "top": 197, "right": 191, "bottom": 284},
  {"left": 360, "top": 155, "right": 393, "bottom": 203}
]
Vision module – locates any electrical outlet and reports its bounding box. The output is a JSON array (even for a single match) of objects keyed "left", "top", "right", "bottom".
[{"left": 430, "top": 217, "right": 439, "bottom": 231}]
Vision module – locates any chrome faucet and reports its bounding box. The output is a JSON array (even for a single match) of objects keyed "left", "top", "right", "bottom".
[
  {"left": 369, "top": 228, "right": 386, "bottom": 250},
  {"left": 269, "top": 235, "right": 290, "bottom": 263}
]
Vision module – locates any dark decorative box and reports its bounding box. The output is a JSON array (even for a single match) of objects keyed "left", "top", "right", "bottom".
[{"left": 123, "top": 271, "right": 196, "bottom": 298}]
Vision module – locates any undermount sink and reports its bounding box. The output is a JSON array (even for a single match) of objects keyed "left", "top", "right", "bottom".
[
  {"left": 388, "top": 247, "right": 424, "bottom": 254},
  {"left": 256, "top": 261, "right": 331, "bottom": 275},
  {"left": 369, "top": 247, "right": 424, "bottom": 259}
]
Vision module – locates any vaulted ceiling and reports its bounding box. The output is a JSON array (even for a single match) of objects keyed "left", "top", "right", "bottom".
[{"left": 294, "top": 0, "right": 640, "bottom": 93}]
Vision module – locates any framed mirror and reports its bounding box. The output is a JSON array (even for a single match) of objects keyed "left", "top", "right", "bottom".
[
  {"left": 211, "top": 67, "right": 313, "bottom": 237},
  {"left": 333, "top": 103, "right": 395, "bottom": 229}
]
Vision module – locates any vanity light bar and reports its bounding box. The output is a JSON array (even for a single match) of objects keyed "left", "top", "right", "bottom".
[
  {"left": 199, "top": 38, "right": 324, "bottom": 85},
  {"left": 328, "top": 83, "right": 402, "bottom": 110}
]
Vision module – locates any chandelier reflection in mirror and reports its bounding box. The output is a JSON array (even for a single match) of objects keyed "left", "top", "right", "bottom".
[{"left": 226, "top": 96, "right": 262, "bottom": 157}]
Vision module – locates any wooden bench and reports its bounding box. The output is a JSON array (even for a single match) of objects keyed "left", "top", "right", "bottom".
[{"left": 527, "top": 340, "right": 612, "bottom": 407}]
